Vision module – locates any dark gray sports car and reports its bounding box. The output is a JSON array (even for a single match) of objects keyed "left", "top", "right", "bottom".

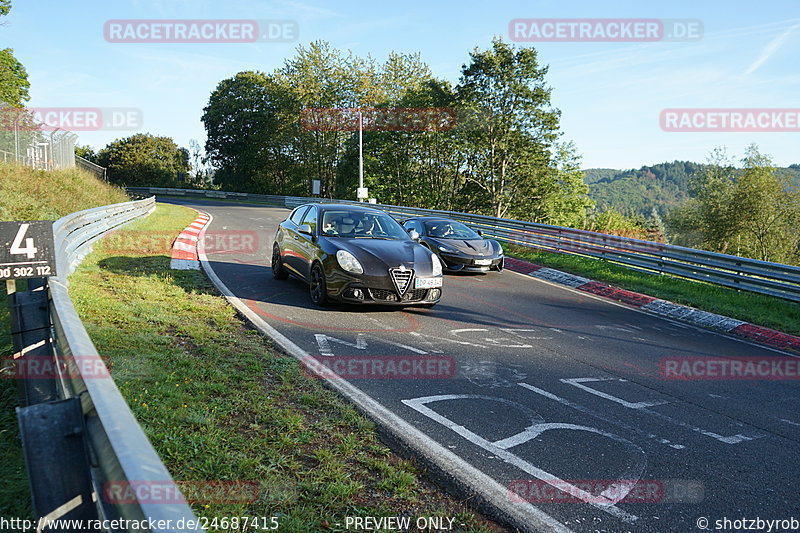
[
  {"left": 401, "top": 216, "right": 504, "bottom": 273},
  {"left": 272, "top": 204, "right": 443, "bottom": 307}
]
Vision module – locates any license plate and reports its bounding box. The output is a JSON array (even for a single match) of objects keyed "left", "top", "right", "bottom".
[
  {"left": 474, "top": 258, "right": 492, "bottom": 265},
  {"left": 415, "top": 277, "right": 443, "bottom": 289}
]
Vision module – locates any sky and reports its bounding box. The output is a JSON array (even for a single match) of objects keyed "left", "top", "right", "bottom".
[{"left": 3, "top": 0, "right": 799, "bottom": 170}]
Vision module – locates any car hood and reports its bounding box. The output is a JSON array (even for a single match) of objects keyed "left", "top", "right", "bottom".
[
  {"left": 430, "top": 238, "right": 498, "bottom": 256},
  {"left": 333, "top": 238, "right": 437, "bottom": 275}
]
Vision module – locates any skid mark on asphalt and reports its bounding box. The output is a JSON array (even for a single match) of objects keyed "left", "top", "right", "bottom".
[{"left": 460, "top": 361, "right": 528, "bottom": 388}]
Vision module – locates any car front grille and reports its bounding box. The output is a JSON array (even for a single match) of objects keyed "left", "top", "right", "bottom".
[
  {"left": 389, "top": 268, "right": 413, "bottom": 296},
  {"left": 369, "top": 288, "right": 427, "bottom": 302}
]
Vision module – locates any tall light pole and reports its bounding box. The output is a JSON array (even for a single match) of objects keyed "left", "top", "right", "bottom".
[{"left": 358, "top": 109, "right": 364, "bottom": 202}]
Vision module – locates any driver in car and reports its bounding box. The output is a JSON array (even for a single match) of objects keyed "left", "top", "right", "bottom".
[{"left": 361, "top": 216, "right": 379, "bottom": 235}]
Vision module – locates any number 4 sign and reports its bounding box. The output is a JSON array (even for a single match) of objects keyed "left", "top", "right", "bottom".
[{"left": 0, "top": 221, "right": 57, "bottom": 280}]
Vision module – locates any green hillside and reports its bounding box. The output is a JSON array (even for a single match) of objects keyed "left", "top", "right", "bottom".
[
  {"left": 585, "top": 162, "right": 800, "bottom": 218},
  {"left": 0, "top": 162, "right": 129, "bottom": 221}
]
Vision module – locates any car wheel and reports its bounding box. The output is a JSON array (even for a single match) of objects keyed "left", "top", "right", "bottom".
[
  {"left": 272, "top": 244, "right": 289, "bottom": 280},
  {"left": 309, "top": 263, "right": 329, "bottom": 306}
]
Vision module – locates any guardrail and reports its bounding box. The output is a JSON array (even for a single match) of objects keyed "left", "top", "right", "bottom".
[
  {"left": 10, "top": 196, "right": 202, "bottom": 531},
  {"left": 75, "top": 155, "right": 108, "bottom": 181},
  {"left": 126, "top": 187, "right": 800, "bottom": 303}
]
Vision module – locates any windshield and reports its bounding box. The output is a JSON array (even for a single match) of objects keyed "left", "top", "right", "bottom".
[
  {"left": 424, "top": 220, "right": 481, "bottom": 240},
  {"left": 320, "top": 210, "right": 409, "bottom": 240}
]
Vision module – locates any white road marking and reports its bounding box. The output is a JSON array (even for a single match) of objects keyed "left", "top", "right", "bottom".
[
  {"left": 562, "top": 378, "right": 671, "bottom": 409},
  {"left": 450, "top": 328, "right": 533, "bottom": 348},
  {"left": 403, "top": 394, "right": 641, "bottom": 523},
  {"left": 518, "top": 383, "right": 686, "bottom": 450},
  {"left": 315, "top": 333, "right": 367, "bottom": 356},
  {"left": 562, "top": 378, "right": 764, "bottom": 444},
  {"left": 408, "top": 330, "right": 484, "bottom": 348},
  {"left": 500, "top": 328, "right": 554, "bottom": 341},
  {"left": 404, "top": 332, "right": 445, "bottom": 353},
  {"left": 379, "top": 338, "right": 428, "bottom": 354}
]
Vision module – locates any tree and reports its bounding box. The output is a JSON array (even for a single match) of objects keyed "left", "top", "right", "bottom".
[
  {"left": 273, "top": 40, "right": 382, "bottom": 198},
  {"left": 667, "top": 148, "right": 739, "bottom": 253},
  {"left": 647, "top": 206, "right": 667, "bottom": 242},
  {"left": 455, "top": 37, "right": 562, "bottom": 219},
  {"left": 186, "top": 138, "right": 213, "bottom": 188},
  {"left": 74, "top": 144, "right": 97, "bottom": 163},
  {"left": 733, "top": 145, "right": 800, "bottom": 262},
  {"left": 0, "top": 2, "right": 29, "bottom": 106},
  {"left": 97, "top": 134, "right": 189, "bottom": 187},
  {"left": 202, "top": 71, "right": 295, "bottom": 193},
  {"left": 668, "top": 145, "right": 800, "bottom": 265},
  {"left": 526, "top": 141, "right": 594, "bottom": 226},
  {"left": 199, "top": 40, "right": 591, "bottom": 226},
  {"left": 0, "top": 51, "right": 28, "bottom": 106}
]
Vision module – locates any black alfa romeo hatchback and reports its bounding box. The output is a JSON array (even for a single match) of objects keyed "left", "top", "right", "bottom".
[{"left": 272, "top": 204, "right": 444, "bottom": 307}]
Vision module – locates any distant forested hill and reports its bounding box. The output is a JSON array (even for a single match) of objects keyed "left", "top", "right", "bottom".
[{"left": 584, "top": 161, "right": 800, "bottom": 218}]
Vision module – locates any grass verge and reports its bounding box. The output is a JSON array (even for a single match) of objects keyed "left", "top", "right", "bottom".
[
  {"left": 508, "top": 245, "right": 800, "bottom": 336},
  {"left": 69, "top": 203, "right": 503, "bottom": 533},
  {"left": 0, "top": 162, "right": 129, "bottom": 518}
]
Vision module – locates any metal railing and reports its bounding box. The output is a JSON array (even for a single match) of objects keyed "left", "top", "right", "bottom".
[
  {"left": 13, "top": 196, "right": 201, "bottom": 531},
  {"left": 0, "top": 102, "right": 77, "bottom": 170},
  {"left": 75, "top": 155, "right": 107, "bottom": 181},
  {"left": 127, "top": 187, "right": 800, "bottom": 303}
]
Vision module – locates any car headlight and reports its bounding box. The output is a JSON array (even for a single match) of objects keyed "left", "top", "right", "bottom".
[
  {"left": 336, "top": 250, "right": 363, "bottom": 274},
  {"left": 438, "top": 245, "right": 454, "bottom": 252},
  {"left": 431, "top": 253, "right": 443, "bottom": 276}
]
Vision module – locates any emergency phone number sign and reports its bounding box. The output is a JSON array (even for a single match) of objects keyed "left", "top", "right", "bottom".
[{"left": 0, "top": 221, "right": 57, "bottom": 280}]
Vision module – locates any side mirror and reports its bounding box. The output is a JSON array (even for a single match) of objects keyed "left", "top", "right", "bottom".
[
  {"left": 409, "top": 230, "right": 420, "bottom": 241},
  {"left": 476, "top": 229, "right": 483, "bottom": 236},
  {"left": 298, "top": 224, "right": 313, "bottom": 236}
]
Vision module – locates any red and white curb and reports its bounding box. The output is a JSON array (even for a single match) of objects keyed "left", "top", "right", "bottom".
[
  {"left": 503, "top": 257, "right": 800, "bottom": 355},
  {"left": 170, "top": 213, "right": 210, "bottom": 270}
]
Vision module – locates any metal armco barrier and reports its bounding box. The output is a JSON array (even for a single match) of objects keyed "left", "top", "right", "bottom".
[
  {"left": 127, "top": 187, "right": 800, "bottom": 303},
  {"left": 10, "top": 196, "right": 202, "bottom": 532}
]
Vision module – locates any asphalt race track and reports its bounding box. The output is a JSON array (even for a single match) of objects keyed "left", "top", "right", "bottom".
[{"left": 164, "top": 198, "right": 800, "bottom": 533}]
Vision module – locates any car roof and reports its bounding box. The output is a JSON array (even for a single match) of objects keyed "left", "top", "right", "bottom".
[
  {"left": 406, "top": 216, "right": 456, "bottom": 222},
  {"left": 303, "top": 203, "right": 386, "bottom": 214}
]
